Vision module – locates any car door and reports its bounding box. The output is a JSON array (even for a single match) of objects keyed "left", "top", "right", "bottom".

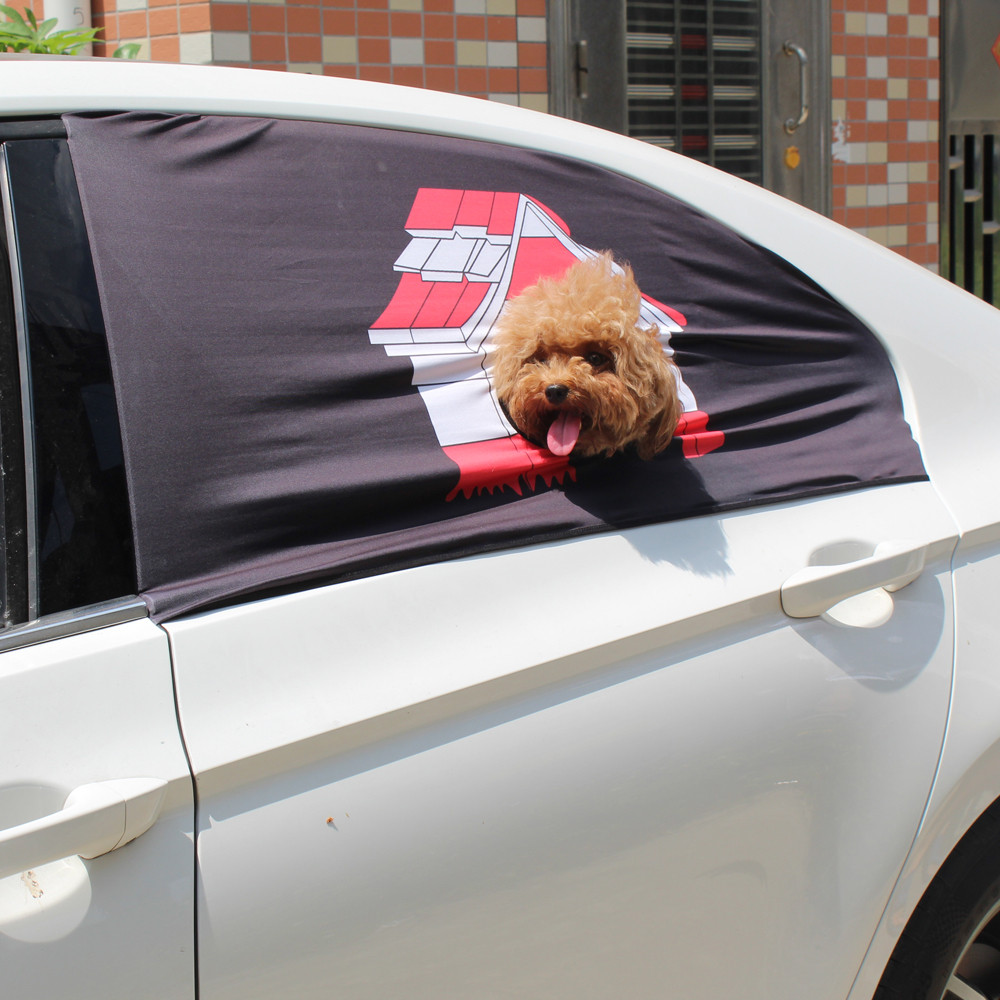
[
  {"left": 0, "top": 131, "right": 195, "bottom": 1000},
  {"left": 171, "top": 479, "right": 956, "bottom": 1000},
  {"left": 56, "top": 107, "right": 959, "bottom": 1000}
]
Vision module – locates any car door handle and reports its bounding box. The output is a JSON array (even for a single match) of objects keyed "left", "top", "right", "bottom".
[
  {"left": 780, "top": 540, "right": 927, "bottom": 619},
  {"left": 0, "top": 777, "right": 167, "bottom": 880}
]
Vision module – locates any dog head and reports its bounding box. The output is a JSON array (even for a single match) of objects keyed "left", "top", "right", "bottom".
[{"left": 491, "top": 252, "right": 681, "bottom": 460}]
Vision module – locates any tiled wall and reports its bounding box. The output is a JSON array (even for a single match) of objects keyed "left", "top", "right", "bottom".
[
  {"left": 43, "top": 0, "right": 942, "bottom": 266},
  {"left": 831, "top": 0, "right": 940, "bottom": 270},
  {"left": 90, "top": 0, "right": 549, "bottom": 111}
]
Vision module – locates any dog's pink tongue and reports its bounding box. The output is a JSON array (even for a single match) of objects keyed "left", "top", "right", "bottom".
[{"left": 547, "top": 412, "right": 581, "bottom": 456}]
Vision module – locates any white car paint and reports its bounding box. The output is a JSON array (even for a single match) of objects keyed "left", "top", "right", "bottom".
[
  {"left": 166, "top": 480, "right": 958, "bottom": 1000},
  {"left": 0, "top": 615, "right": 194, "bottom": 999},
  {"left": 2, "top": 56, "right": 1000, "bottom": 999}
]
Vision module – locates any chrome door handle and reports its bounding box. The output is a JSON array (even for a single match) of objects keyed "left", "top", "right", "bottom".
[
  {"left": 0, "top": 777, "right": 167, "bottom": 880},
  {"left": 782, "top": 41, "right": 809, "bottom": 134},
  {"left": 780, "top": 540, "right": 927, "bottom": 619}
]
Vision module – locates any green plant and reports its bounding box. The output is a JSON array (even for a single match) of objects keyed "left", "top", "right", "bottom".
[{"left": 0, "top": 5, "right": 139, "bottom": 57}]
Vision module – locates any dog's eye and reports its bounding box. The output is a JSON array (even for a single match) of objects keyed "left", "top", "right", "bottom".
[{"left": 585, "top": 351, "right": 612, "bottom": 370}]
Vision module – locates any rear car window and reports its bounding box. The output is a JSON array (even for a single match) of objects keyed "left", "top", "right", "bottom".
[
  {"left": 63, "top": 112, "right": 925, "bottom": 622},
  {"left": 2, "top": 137, "right": 134, "bottom": 621}
]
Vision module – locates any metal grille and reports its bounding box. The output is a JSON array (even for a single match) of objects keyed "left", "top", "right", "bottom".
[
  {"left": 944, "top": 132, "right": 1000, "bottom": 305},
  {"left": 626, "top": 0, "right": 762, "bottom": 182}
]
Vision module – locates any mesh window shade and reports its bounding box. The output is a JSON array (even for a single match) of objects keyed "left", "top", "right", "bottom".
[{"left": 64, "top": 111, "right": 924, "bottom": 621}]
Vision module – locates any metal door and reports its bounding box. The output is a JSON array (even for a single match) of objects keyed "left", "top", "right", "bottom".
[
  {"left": 942, "top": 0, "right": 1000, "bottom": 305},
  {"left": 549, "top": 0, "right": 831, "bottom": 215}
]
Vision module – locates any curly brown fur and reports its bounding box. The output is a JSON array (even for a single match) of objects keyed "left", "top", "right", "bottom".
[{"left": 491, "top": 252, "right": 682, "bottom": 460}]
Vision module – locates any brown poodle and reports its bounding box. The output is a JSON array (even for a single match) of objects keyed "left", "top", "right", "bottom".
[{"left": 491, "top": 252, "right": 682, "bottom": 460}]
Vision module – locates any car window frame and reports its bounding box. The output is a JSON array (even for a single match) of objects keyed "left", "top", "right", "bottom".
[{"left": 0, "top": 119, "right": 144, "bottom": 640}]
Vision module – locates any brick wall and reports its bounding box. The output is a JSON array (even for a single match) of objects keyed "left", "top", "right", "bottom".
[
  {"left": 32, "top": 0, "right": 943, "bottom": 267},
  {"left": 831, "top": 0, "right": 940, "bottom": 270},
  {"left": 91, "top": 0, "right": 549, "bottom": 111}
]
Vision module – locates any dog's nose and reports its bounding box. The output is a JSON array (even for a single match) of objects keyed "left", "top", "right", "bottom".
[{"left": 545, "top": 384, "right": 569, "bottom": 404}]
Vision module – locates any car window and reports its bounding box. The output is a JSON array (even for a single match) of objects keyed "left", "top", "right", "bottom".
[
  {"left": 63, "top": 112, "right": 926, "bottom": 622},
  {"left": 1, "top": 135, "right": 135, "bottom": 622}
]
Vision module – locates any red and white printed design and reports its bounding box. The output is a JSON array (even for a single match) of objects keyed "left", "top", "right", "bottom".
[{"left": 369, "top": 188, "right": 723, "bottom": 499}]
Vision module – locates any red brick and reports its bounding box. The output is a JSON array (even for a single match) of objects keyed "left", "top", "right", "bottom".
[
  {"left": 391, "top": 11, "right": 421, "bottom": 36},
  {"left": 149, "top": 6, "right": 178, "bottom": 35},
  {"left": 359, "top": 64, "right": 392, "bottom": 82},
  {"left": 457, "top": 66, "right": 488, "bottom": 93},
  {"left": 212, "top": 4, "right": 248, "bottom": 30},
  {"left": 867, "top": 163, "right": 887, "bottom": 185},
  {"left": 888, "top": 204, "right": 908, "bottom": 226},
  {"left": 288, "top": 5, "right": 320, "bottom": 32},
  {"left": 867, "top": 34, "right": 887, "bottom": 56},
  {"left": 845, "top": 207, "right": 868, "bottom": 229},
  {"left": 487, "top": 15, "right": 516, "bottom": 40},
  {"left": 96, "top": 12, "right": 118, "bottom": 37},
  {"left": 323, "top": 10, "right": 355, "bottom": 33},
  {"left": 517, "top": 67, "right": 547, "bottom": 92},
  {"left": 150, "top": 34, "right": 180, "bottom": 60},
  {"left": 250, "top": 5, "right": 285, "bottom": 31},
  {"left": 868, "top": 206, "right": 889, "bottom": 227},
  {"left": 358, "top": 37, "right": 389, "bottom": 62},
  {"left": 117, "top": 10, "right": 148, "bottom": 36},
  {"left": 843, "top": 34, "right": 865, "bottom": 56},
  {"left": 424, "top": 39, "right": 454, "bottom": 65},
  {"left": 845, "top": 163, "right": 867, "bottom": 185},
  {"left": 425, "top": 13, "right": 454, "bottom": 38},
  {"left": 251, "top": 32, "right": 286, "bottom": 61},
  {"left": 456, "top": 15, "right": 485, "bottom": 39},
  {"left": 518, "top": 41, "right": 545, "bottom": 66},
  {"left": 357, "top": 11, "right": 388, "bottom": 34},
  {"left": 180, "top": 3, "right": 211, "bottom": 32},
  {"left": 887, "top": 35, "right": 907, "bottom": 57},
  {"left": 488, "top": 67, "right": 517, "bottom": 92},
  {"left": 288, "top": 34, "right": 321, "bottom": 61},
  {"left": 393, "top": 66, "right": 424, "bottom": 87},
  {"left": 425, "top": 66, "right": 457, "bottom": 91}
]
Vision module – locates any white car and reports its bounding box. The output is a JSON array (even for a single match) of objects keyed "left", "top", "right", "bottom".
[{"left": 1, "top": 57, "right": 999, "bottom": 1000}]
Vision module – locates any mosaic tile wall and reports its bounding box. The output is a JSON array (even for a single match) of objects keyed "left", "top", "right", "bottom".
[
  {"left": 831, "top": 0, "right": 941, "bottom": 270},
  {"left": 89, "top": 0, "right": 549, "bottom": 111}
]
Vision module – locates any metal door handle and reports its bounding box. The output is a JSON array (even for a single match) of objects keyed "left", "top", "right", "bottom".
[
  {"left": 780, "top": 540, "right": 926, "bottom": 619},
  {"left": 782, "top": 41, "right": 809, "bottom": 134},
  {"left": 0, "top": 777, "right": 167, "bottom": 880}
]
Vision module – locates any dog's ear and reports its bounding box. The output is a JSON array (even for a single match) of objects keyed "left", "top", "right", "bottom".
[{"left": 634, "top": 379, "right": 682, "bottom": 460}]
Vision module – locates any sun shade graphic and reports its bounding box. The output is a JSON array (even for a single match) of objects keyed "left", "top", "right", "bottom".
[{"left": 369, "top": 188, "right": 725, "bottom": 500}]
